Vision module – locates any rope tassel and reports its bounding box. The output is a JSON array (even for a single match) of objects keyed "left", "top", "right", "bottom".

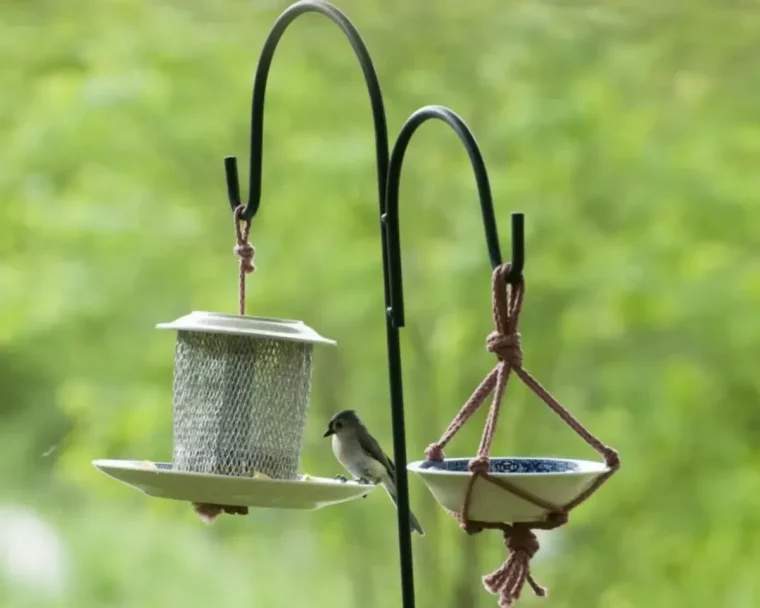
[{"left": 483, "top": 526, "right": 546, "bottom": 607}]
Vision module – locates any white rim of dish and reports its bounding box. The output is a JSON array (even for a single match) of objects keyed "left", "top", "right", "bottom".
[
  {"left": 92, "top": 460, "right": 372, "bottom": 488},
  {"left": 155, "top": 311, "right": 336, "bottom": 346},
  {"left": 407, "top": 457, "right": 610, "bottom": 476}
]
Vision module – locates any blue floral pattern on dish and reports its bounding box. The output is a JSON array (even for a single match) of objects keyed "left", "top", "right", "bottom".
[{"left": 419, "top": 458, "right": 579, "bottom": 474}]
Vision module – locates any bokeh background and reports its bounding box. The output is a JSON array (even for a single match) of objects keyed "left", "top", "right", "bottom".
[{"left": 2, "top": 1, "right": 760, "bottom": 607}]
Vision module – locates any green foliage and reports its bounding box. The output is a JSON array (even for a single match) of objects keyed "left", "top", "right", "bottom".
[{"left": 1, "top": 1, "right": 759, "bottom": 607}]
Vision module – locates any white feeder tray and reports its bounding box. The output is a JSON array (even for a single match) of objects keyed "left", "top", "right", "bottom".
[
  {"left": 93, "top": 460, "right": 377, "bottom": 510},
  {"left": 408, "top": 457, "right": 610, "bottom": 524}
]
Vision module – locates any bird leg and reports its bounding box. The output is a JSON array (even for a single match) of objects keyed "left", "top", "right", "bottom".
[{"left": 357, "top": 477, "right": 373, "bottom": 485}]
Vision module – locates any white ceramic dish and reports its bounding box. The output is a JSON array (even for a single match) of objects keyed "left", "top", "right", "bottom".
[
  {"left": 93, "top": 459, "right": 375, "bottom": 510},
  {"left": 408, "top": 457, "right": 610, "bottom": 523}
]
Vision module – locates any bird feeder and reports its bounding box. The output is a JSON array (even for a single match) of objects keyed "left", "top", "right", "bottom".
[
  {"left": 93, "top": 1, "right": 388, "bottom": 527},
  {"left": 94, "top": 311, "right": 377, "bottom": 512},
  {"left": 157, "top": 311, "right": 333, "bottom": 480}
]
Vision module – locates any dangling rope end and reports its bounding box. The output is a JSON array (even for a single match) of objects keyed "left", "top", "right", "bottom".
[
  {"left": 526, "top": 574, "right": 547, "bottom": 597},
  {"left": 482, "top": 562, "right": 511, "bottom": 593}
]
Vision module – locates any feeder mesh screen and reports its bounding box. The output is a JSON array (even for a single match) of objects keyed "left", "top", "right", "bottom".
[{"left": 171, "top": 330, "right": 313, "bottom": 479}]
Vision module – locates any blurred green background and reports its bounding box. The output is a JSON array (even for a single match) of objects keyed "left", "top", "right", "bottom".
[{"left": 1, "top": 1, "right": 759, "bottom": 607}]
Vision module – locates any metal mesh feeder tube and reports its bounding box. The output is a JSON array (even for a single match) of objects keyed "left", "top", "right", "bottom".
[{"left": 156, "top": 311, "right": 336, "bottom": 480}]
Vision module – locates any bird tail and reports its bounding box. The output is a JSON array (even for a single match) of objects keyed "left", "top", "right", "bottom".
[{"left": 382, "top": 479, "right": 425, "bottom": 536}]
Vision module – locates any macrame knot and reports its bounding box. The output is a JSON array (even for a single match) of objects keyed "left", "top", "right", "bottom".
[
  {"left": 486, "top": 331, "right": 523, "bottom": 367},
  {"left": 603, "top": 447, "right": 621, "bottom": 470},
  {"left": 468, "top": 456, "right": 491, "bottom": 476},
  {"left": 234, "top": 242, "right": 256, "bottom": 273},
  {"left": 425, "top": 444, "right": 445, "bottom": 462},
  {"left": 505, "top": 525, "right": 540, "bottom": 558},
  {"left": 543, "top": 510, "right": 570, "bottom": 528}
]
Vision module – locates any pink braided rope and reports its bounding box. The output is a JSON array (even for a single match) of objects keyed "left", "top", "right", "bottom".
[{"left": 233, "top": 204, "right": 256, "bottom": 316}]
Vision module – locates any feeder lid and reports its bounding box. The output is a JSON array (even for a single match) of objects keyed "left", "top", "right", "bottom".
[{"left": 156, "top": 311, "right": 336, "bottom": 346}]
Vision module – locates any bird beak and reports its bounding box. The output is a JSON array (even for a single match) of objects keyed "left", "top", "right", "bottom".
[{"left": 323, "top": 428, "right": 334, "bottom": 438}]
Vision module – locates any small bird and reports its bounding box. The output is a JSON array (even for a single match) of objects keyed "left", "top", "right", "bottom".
[{"left": 323, "top": 409, "right": 424, "bottom": 536}]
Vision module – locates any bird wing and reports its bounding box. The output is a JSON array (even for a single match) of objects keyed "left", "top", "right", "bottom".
[{"left": 356, "top": 426, "right": 396, "bottom": 482}]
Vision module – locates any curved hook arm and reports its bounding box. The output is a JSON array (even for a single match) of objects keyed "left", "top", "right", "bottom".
[
  {"left": 223, "top": 0, "right": 389, "bottom": 223},
  {"left": 384, "top": 105, "right": 525, "bottom": 328}
]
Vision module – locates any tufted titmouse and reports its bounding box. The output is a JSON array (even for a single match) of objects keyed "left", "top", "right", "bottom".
[{"left": 323, "top": 409, "right": 424, "bottom": 536}]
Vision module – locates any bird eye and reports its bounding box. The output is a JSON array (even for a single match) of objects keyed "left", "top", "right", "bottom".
[{"left": 334, "top": 421, "right": 342, "bottom": 430}]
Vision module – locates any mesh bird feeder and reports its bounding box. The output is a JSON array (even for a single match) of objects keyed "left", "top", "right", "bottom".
[
  {"left": 93, "top": 0, "right": 384, "bottom": 524},
  {"left": 93, "top": 204, "right": 376, "bottom": 516},
  {"left": 156, "top": 312, "right": 335, "bottom": 480}
]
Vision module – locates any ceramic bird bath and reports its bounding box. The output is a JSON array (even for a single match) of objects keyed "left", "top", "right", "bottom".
[{"left": 408, "top": 457, "right": 611, "bottom": 523}]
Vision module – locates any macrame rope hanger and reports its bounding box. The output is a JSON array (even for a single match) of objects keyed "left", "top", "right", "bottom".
[{"left": 425, "top": 263, "right": 620, "bottom": 608}]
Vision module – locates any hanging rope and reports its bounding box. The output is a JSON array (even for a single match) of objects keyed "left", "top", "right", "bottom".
[
  {"left": 425, "top": 263, "right": 620, "bottom": 608},
  {"left": 234, "top": 204, "right": 256, "bottom": 316}
]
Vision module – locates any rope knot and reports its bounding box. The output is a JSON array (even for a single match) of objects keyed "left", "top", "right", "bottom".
[
  {"left": 486, "top": 331, "right": 523, "bottom": 366},
  {"left": 603, "top": 447, "right": 621, "bottom": 470},
  {"left": 425, "top": 444, "right": 445, "bottom": 462},
  {"left": 506, "top": 525, "right": 540, "bottom": 558},
  {"left": 233, "top": 205, "right": 255, "bottom": 316},
  {"left": 234, "top": 242, "right": 256, "bottom": 273},
  {"left": 468, "top": 456, "right": 491, "bottom": 476},
  {"left": 544, "top": 510, "right": 569, "bottom": 528}
]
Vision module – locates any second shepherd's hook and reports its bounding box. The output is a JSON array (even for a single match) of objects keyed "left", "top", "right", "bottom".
[{"left": 384, "top": 105, "right": 525, "bottom": 328}]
